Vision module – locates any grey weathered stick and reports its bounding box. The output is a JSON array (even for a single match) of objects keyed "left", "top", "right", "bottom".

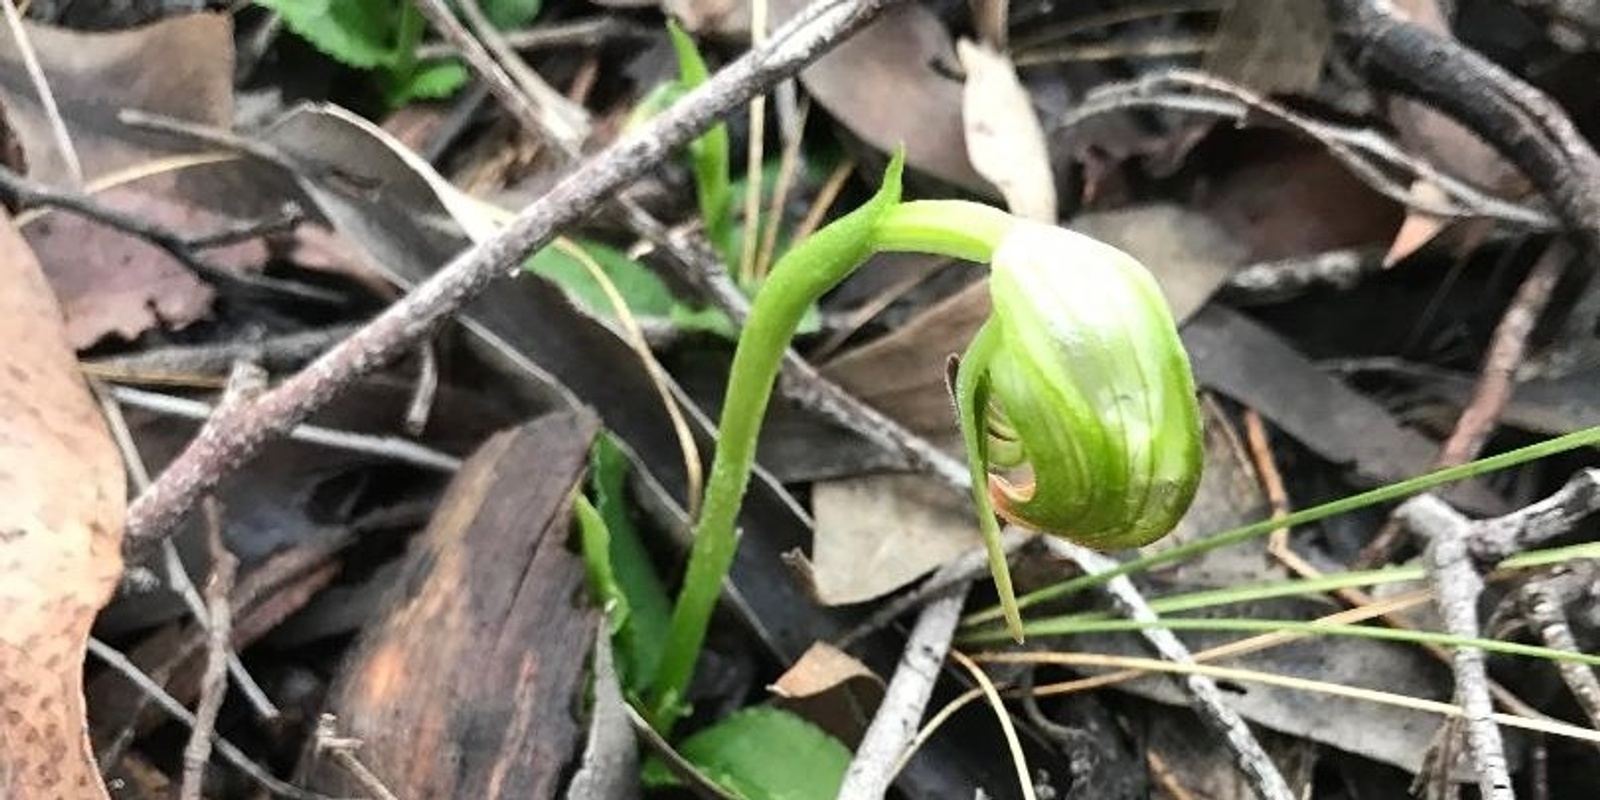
[
  {"left": 124, "top": 0, "right": 905, "bottom": 554},
  {"left": 837, "top": 584, "right": 970, "bottom": 800},
  {"left": 1474, "top": 469, "right": 1600, "bottom": 560},
  {"left": 1396, "top": 495, "right": 1514, "bottom": 800},
  {"left": 1520, "top": 576, "right": 1600, "bottom": 734},
  {"left": 1050, "top": 541, "right": 1296, "bottom": 800}
]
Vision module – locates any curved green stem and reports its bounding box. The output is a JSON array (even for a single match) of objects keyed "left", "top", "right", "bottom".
[
  {"left": 873, "top": 199, "right": 1013, "bottom": 263},
  {"left": 645, "top": 169, "right": 1022, "bottom": 733}
]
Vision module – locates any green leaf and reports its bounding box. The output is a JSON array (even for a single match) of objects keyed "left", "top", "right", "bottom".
[
  {"left": 481, "top": 0, "right": 543, "bottom": 29},
  {"left": 643, "top": 708, "right": 851, "bottom": 799},
  {"left": 587, "top": 436, "right": 673, "bottom": 692},
  {"left": 258, "top": 0, "right": 403, "bottom": 68},
  {"left": 666, "top": 21, "right": 732, "bottom": 258},
  {"left": 574, "top": 493, "right": 627, "bottom": 629},
  {"left": 522, "top": 238, "right": 733, "bottom": 336},
  {"left": 387, "top": 60, "right": 470, "bottom": 103}
]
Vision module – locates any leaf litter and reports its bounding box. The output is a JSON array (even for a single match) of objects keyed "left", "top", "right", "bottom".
[{"left": 9, "top": 1, "right": 1600, "bottom": 798}]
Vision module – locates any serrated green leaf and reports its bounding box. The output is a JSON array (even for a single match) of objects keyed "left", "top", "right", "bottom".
[
  {"left": 588, "top": 436, "right": 672, "bottom": 692},
  {"left": 642, "top": 708, "right": 851, "bottom": 799},
  {"left": 258, "top": 0, "right": 402, "bottom": 68},
  {"left": 481, "top": 0, "right": 543, "bottom": 28}
]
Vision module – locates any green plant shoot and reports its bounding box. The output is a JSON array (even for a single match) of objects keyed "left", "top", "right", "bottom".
[{"left": 644, "top": 151, "right": 1205, "bottom": 733}]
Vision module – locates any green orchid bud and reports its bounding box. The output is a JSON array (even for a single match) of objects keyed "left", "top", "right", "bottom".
[
  {"left": 941, "top": 218, "right": 1203, "bottom": 640},
  {"left": 977, "top": 221, "right": 1203, "bottom": 546}
]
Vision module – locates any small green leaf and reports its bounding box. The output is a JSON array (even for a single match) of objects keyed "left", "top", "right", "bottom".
[
  {"left": 389, "top": 60, "right": 470, "bottom": 103},
  {"left": 522, "top": 239, "right": 732, "bottom": 336},
  {"left": 258, "top": 0, "right": 403, "bottom": 68},
  {"left": 588, "top": 436, "right": 672, "bottom": 692},
  {"left": 481, "top": 0, "right": 543, "bottom": 29},
  {"left": 574, "top": 493, "right": 628, "bottom": 631},
  {"left": 642, "top": 708, "right": 851, "bottom": 799}
]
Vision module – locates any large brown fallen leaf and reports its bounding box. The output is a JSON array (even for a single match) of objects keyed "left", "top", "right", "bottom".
[
  {"left": 0, "top": 209, "right": 125, "bottom": 797},
  {"left": 772, "top": 0, "right": 989, "bottom": 193}
]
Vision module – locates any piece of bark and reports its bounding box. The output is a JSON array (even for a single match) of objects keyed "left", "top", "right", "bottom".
[{"left": 306, "top": 411, "right": 600, "bottom": 799}]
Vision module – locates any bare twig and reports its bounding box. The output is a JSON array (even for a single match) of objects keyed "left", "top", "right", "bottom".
[
  {"left": 1396, "top": 495, "right": 1514, "bottom": 799},
  {"left": 404, "top": 339, "right": 440, "bottom": 436},
  {"left": 0, "top": 165, "right": 341, "bottom": 303},
  {"left": 1327, "top": 0, "right": 1600, "bottom": 262},
  {"left": 91, "top": 379, "right": 279, "bottom": 721},
  {"left": 412, "top": 0, "right": 587, "bottom": 158},
  {"left": 124, "top": 0, "right": 911, "bottom": 554},
  {"left": 1434, "top": 241, "right": 1570, "bottom": 466},
  {"left": 1519, "top": 576, "right": 1600, "bottom": 732},
  {"left": 1361, "top": 241, "right": 1573, "bottom": 566},
  {"left": 179, "top": 498, "right": 238, "bottom": 800},
  {"left": 837, "top": 584, "right": 970, "bottom": 799},
  {"left": 1474, "top": 469, "right": 1600, "bottom": 560},
  {"left": 0, "top": 0, "right": 81, "bottom": 184},
  {"left": 83, "top": 324, "right": 360, "bottom": 384},
  {"left": 1048, "top": 541, "right": 1296, "bottom": 800},
  {"left": 414, "top": 16, "right": 651, "bottom": 60},
  {"left": 86, "top": 639, "right": 329, "bottom": 800},
  {"left": 313, "top": 716, "right": 401, "bottom": 800},
  {"left": 1060, "top": 69, "right": 1555, "bottom": 229},
  {"left": 110, "top": 385, "right": 461, "bottom": 472}
]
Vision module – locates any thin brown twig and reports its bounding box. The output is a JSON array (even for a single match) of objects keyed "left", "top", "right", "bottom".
[
  {"left": 413, "top": 16, "right": 651, "bottom": 60},
  {"left": 0, "top": 165, "right": 341, "bottom": 303},
  {"left": 412, "top": 0, "right": 586, "bottom": 158},
  {"left": 179, "top": 497, "right": 237, "bottom": 800},
  {"left": 86, "top": 638, "right": 329, "bottom": 800},
  {"left": 313, "top": 716, "right": 401, "bottom": 800},
  {"left": 1047, "top": 541, "right": 1295, "bottom": 800},
  {"left": 91, "top": 380, "right": 279, "bottom": 722},
  {"left": 1360, "top": 240, "right": 1571, "bottom": 566}
]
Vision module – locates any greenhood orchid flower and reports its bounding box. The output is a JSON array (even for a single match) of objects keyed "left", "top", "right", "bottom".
[
  {"left": 951, "top": 219, "right": 1203, "bottom": 638},
  {"left": 647, "top": 152, "right": 1203, "bottom": 730}
]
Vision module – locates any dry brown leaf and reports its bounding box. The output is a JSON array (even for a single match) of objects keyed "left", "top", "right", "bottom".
[
  {"left": 25, "top": 175, "right": 269, "bottom": 348},
  {"left": 809, "top": 472, "right": 979, "bottom": 604},
  {"left": 1194, "top": 135, "right": 1402, "bottom": 261},
  {"left": 0, "top": 14, "right": 266, "bottom": 347},
  {"left": 1203, "top": 0, "right": 1330, "bottom": 96},
  {"left": 770, "top": 643, "right": 885, "bottom": 747},
  {"left": 958, "top": 39, "right": 1056, "bottom": 222},
  {"left": 773, "top": 0, "right": 989, "bottom": 192},
  {"left": 0, "top": 209, "right": 124, "bottom": 798},
  {"left": 1383, "top": 0, "right": 1526, "bottom": 262}
]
